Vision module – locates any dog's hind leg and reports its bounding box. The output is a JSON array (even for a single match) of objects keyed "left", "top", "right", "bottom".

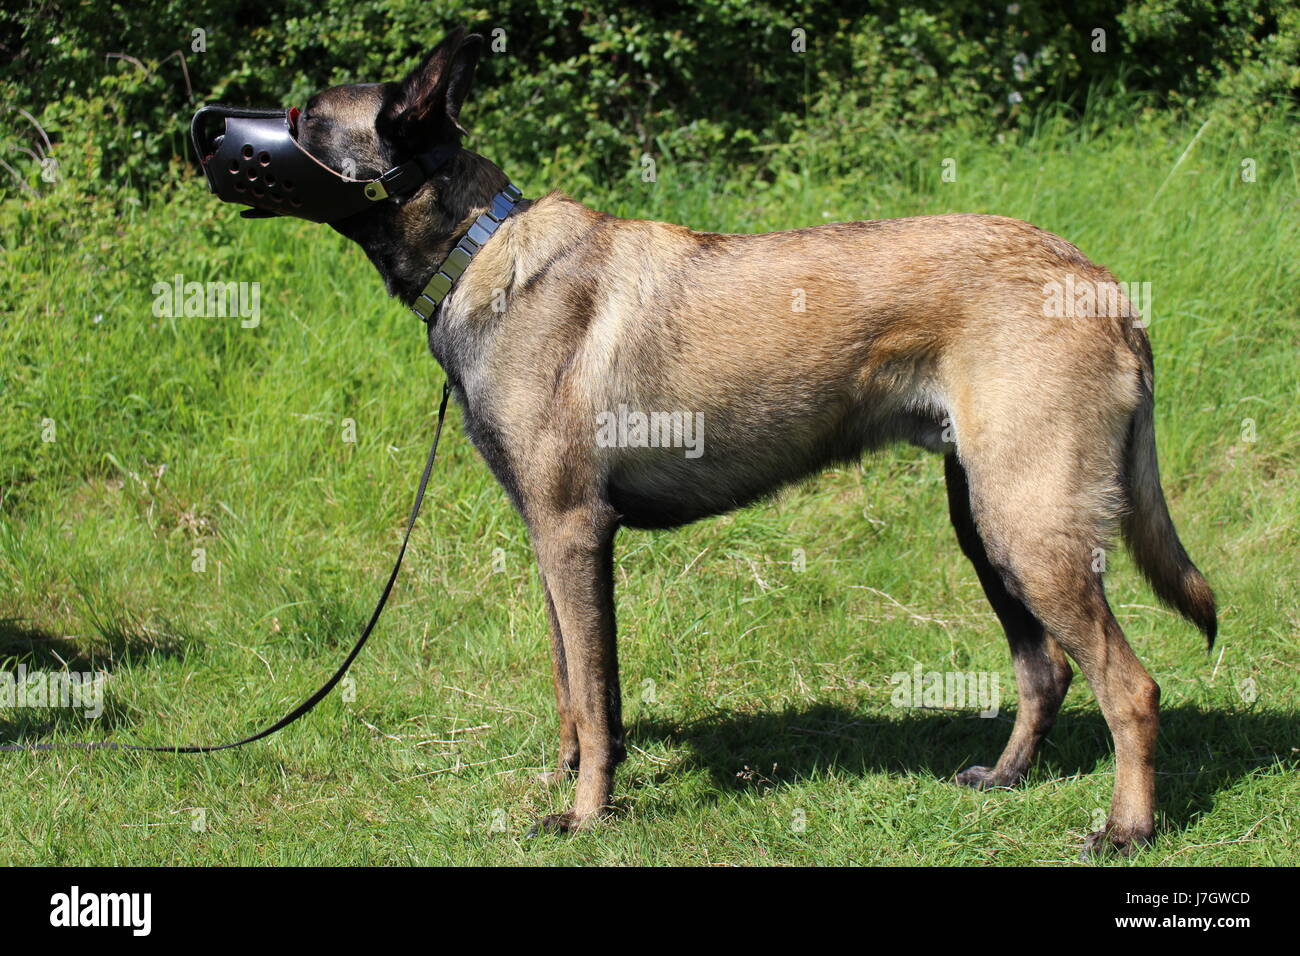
[
  {"left": 954, "top": 415, "right": 1159, "bottom": 856},
  {"left": 944, "top": 454, "right": 1073, "bottom": 789}
]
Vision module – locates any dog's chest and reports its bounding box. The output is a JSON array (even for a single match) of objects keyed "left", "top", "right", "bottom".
[{"left": 427, "top": 319, "right": 528, "bottom": 510}]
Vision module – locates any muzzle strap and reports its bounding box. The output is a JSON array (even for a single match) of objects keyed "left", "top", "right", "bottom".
[
  {"left": 364, "top": 143, "right": 462, "bottom": 202},
  {"left": 411, "top": 183, "right": 523, "bottom": 324}
]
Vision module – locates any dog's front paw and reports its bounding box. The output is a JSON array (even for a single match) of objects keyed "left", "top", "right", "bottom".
[
  {"left": 1079, "top": 823, "right": 1153, "bottom": 861},
  {"left": 955, "top": 765, "right": 1020, "bottom": 790}
]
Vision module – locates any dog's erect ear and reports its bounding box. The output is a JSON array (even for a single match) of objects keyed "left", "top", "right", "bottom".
[{"left": 380, "top": 28, "right": 484, "bottom": 149}]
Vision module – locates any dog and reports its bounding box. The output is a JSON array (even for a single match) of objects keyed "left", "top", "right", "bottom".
[{"left": 280, "top": 28, "right": 1217, "bottom": 855}]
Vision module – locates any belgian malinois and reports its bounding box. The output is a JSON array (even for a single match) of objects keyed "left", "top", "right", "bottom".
[{"left": 285, "top": 28, "right": 1217, "bottom": 855}]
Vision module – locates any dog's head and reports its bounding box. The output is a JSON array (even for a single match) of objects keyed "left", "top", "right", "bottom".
[
  {"left": 295, "top": 27, "right": 483, "bottom": 201},
  {"left": 304, "top": 28, "right": 508, "bottom": 289},
  {"left": 196, "top": 28, "right": 509, "bottom": 299}
]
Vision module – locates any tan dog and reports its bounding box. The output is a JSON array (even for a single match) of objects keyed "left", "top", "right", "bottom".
[{"left": 294, "top": 29, "right": 1216, "bottom": 856}]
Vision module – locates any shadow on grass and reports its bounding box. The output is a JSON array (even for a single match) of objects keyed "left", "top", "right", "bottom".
[
  {"left": 0, "top": 696, "right": 139, "bottom": 744},
  {"left": 0, "top": 617, "right": 186, "bottom": 672},
  {"left": 0, "top": 617, "right": 190, "bottom": 745},
  {"left": 629, "top": 702, "right": 1299, "bottom": 831}
]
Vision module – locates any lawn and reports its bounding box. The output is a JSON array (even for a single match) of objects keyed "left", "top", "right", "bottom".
[{"left": 1, "top": 108, "right": 1297, "bottom": 865}]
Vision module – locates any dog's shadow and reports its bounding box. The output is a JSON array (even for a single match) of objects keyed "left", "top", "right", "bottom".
[
  {"left": 0, "top": 617, "right": 186, "bottom": 743},
  {"left": 628, "top": 702, "right": 1298, "bottom": 831}
]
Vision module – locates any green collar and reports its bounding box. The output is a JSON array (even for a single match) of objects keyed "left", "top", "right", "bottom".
[{"left": 411, "top": 183, "right": 523, "bottom": 324}]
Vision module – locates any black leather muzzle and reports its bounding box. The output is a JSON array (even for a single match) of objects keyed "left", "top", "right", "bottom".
[{"left": 190, "top": 104, "right": 456, "bottom": 224}]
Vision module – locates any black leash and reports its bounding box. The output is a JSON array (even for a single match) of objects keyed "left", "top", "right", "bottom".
[{"left": 1, "top": 383, "right": 452, "bottom": 754}]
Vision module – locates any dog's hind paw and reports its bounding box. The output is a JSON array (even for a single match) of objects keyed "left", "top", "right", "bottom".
[{"left": 954, "top": 765, "right": 1020, "bottom": 790}]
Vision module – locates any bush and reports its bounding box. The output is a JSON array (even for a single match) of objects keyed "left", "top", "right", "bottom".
[{"left": 0, "top": 0, "right": 1296, "bottom": 208}]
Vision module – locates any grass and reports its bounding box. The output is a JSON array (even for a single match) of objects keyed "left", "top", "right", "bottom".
[{"left": 1, "top": 106, "right": 1297, "bottom": 866}]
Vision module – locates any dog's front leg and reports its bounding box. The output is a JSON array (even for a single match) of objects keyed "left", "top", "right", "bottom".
[
  {"left": 537, "top": 580, "right": 580, "bottom": 786},
  {"left": 529, "top": 503, "right": 625, "bottom": 832}
]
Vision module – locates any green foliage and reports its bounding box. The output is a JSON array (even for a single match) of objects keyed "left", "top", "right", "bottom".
[{"left": 1, "top": 0, "right": 1296, "bottom": 204}]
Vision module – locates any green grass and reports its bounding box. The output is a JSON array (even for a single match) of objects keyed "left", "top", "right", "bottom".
[{"left": 1, "top": 107, "right": 1297, "bottom": 865}]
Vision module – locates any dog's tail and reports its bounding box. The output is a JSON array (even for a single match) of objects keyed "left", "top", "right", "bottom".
[{"left": 1121, "top": 340, "right": 1217, "bottom": 649}]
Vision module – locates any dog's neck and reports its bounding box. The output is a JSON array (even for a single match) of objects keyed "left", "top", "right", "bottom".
[{"left": 333, "top": 149, "right": 511, "bottom": 305}]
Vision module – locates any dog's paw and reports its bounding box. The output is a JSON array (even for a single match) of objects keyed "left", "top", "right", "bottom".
[
  {"left": 524, "top": 811, "right": 584, "bottom": 838},
  {"left": 1079, "top": 824, "right": 1153, "bottom": 861},
  {"left": 955, "top": 765, "right": 1019, "bottom": 790}
]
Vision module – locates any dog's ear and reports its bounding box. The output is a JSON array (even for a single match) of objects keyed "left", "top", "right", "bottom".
[{"left": 380, "top": 28, "right": 484, "bottom": 150}]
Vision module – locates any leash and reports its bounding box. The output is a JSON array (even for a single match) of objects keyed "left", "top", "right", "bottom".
[{"left": 1, "top": 382, "right": 452, "bottom": 754}]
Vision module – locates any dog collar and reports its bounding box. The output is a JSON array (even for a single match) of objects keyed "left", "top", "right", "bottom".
[{"left": 412, "top": 183, "right": 523, "bottom": 323}]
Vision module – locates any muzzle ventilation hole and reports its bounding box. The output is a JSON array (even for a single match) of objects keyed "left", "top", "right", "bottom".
[
  {"left": 258, "top": 151, "right": 271, "bottom": 166},
  {"left": 241, "top": 144, "right": 254, "bottom": 160}
]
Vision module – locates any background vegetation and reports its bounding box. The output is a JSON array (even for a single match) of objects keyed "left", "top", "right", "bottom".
[
  {"left": 3, "top": 0, "right": 1299, "bottom": 196},
  {"left": 0, "top": 2, "right": 1296, "bottom": 865}
]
